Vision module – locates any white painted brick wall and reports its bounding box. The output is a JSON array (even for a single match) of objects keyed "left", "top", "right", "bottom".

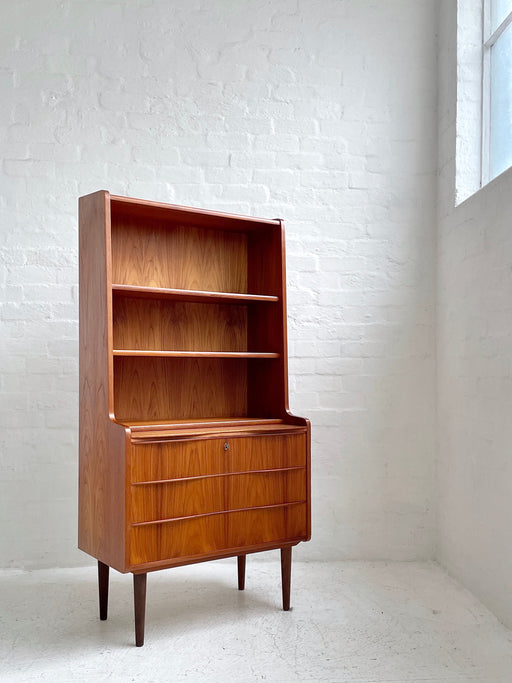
[
  {"left": 437, "top": 0, "right": 512, "bottom": 629},
  {"left": 0, "top": 0, "right": 438, "bottom": 569}
]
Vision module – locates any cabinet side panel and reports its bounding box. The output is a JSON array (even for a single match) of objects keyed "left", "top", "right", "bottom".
[
  {"left": 79, "top": 191, "right": 126, "bottom": 571},
  {"left": 305, "top": 420, "right": 312, "bottom": 540}
]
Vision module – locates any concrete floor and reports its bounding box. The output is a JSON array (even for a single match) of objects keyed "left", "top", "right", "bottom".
[{"left": 1, "top": 559, "right": 512, "bottom": 682}]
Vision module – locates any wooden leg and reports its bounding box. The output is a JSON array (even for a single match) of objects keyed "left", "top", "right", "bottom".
[
  {"left": 98, "top": 561, "right": 109, "bottom": 621},
  {"left": 133, "top": 573, "right": 147, "bottom": 647},
  {"left": 237, "top": 555, "right": 246, "bottom": 590},
  {"left": 281, "top": 547, "right": 292, "bottom": 611}
]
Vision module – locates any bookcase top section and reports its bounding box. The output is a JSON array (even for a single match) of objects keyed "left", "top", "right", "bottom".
[{"left": 105, "top": 192, "right": 282, "bottom": 232}]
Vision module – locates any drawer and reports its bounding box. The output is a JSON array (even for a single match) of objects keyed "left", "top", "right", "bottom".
[
  {"left": 227, "top": 504, "right": 307, "bottom": 548},
  {"left": 130, "top": 439, "right": 223, "bottom": 483},
  {"left": 130, "top": 515, "right": 226, "bottom": 565},
  {"left": 225, "top": 433, "right": 306, "bottom": 473},
  {"left": 128, "top": 431, "right": 308, "bottom": 567},
  {"left": 131, "top": 468, "right": 306, "bottom": 523},
  {"left": 130, "top": 432, "right": 306, "bottom": 483},
  {"left": 226, "top": 469, "right": 306, "bottom": 510},
  {"left": 131, "top": 477, "right": 225, "bottom": 523},
  {"left": 128, "top": 503, "right": 308, "bottom": 566}
]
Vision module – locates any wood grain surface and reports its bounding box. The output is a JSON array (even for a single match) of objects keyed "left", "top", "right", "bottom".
[
  {"left": 130, "top": 433, "right": 307, "bottom": 483},
  {"left": 113, "top": 298, "right": 249, "bottom": 352},
  {"left": 128, "top": 503, "right": 307, "bottom": 566},
  {"left": 131, "top": 470, "right": 306, "bottom": 524},
  {"left": 111, "top": 216, "right": 248, "bottom": 293},
  {"left": 112, "top": 284, "right": 279, "bottom": 303},
  {"left": 114, "top": 356, "right": 248, "bottom": 421},
  {"left": 78, "top": 190, "right": 127, "bottom": 572},
  {"left": 110, "top": 194, "right": 280, "bottom": 231},
  {"left": 127, "top": 433, "right": 308, "bottom": 563}
]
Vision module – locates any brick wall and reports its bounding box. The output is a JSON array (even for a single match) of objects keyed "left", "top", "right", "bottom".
[
  {"left": 0, "top": 0, "right": 438, "bottom": 568},
  {"left": 437, "top": 0, "right": 512, "bottom": 628}
]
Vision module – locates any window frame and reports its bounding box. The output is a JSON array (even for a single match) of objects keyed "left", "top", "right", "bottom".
[{"left": 481, "top": 0, "right": 512, "bottom": 185}]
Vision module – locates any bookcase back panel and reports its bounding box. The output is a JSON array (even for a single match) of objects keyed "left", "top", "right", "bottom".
[
  {"left": 111, "top": 217, "right": 248, "bottom": 293},
  {"left": 113, "top": 297, "right": 248, "bottom": 352},
  {"left": 114, "top": 357, "right": 247, "bottom": 421}
]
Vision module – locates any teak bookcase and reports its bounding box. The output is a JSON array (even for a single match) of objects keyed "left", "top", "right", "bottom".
[{"left": 78, "top": 190, "right": 311, "bottom": 646}]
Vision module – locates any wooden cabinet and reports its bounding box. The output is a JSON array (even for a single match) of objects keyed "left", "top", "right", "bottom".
[{"left": 78, "top": 190, "right": 310, "bottom": 645}]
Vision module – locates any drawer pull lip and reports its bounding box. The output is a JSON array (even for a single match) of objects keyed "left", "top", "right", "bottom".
[
  {"left": 130, "top": 500, "right": 306, "bottom": 527},
  {"left": 130, "top": 427, "right": 307, "bottom": 444},
  {"left": 131, "top": 465, "right": 305, "bottom": 486}
]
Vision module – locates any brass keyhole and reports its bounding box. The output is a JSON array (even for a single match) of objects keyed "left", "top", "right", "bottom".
[{"left": 224, "top": 442, "right": 230, "bottom": 451}]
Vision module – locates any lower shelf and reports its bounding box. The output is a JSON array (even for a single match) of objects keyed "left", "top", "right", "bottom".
[
  {"left": 113, "top": 350, "right": 280, "bottom": 358},
  {"left": 129, "top": 503, "right": 307, "bottom": 565}
]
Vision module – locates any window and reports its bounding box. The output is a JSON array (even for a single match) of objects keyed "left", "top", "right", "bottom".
[{"left": 482, "top": 0, "right": 512, "bottom": 183}]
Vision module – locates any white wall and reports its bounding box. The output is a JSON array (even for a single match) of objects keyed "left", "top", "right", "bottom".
[
  {"left": 0, "top": 0, "right": 438, "bottom": 569},
  {"left": 437, "top": 0, "right": 512, "bottom": 629}
]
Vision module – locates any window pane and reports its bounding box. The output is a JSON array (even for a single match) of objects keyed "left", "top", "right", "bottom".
[
  {"left": 491, "top": 0, "right": 512, "bottom": 32},
  {"left": 490, "top": 25, "right": 512, "bottom": 180}
]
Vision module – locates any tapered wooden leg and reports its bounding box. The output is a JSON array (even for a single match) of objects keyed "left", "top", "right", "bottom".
[
  {"left": 237, "top": 555, "right": 246, "bottom": 590},
  {"left": 281, "top": 547, "right": 292, "bottom": 611},
  {"left": 98, "top": 561, "right": 109, "bottom": 621},
  {"left": 133, "top": 573, "right": 147, "bottom": 647}
]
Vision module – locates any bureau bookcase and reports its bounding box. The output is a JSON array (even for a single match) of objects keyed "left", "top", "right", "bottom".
[{"left": 78, "top": 190, "right": 311, "bottom": 646}]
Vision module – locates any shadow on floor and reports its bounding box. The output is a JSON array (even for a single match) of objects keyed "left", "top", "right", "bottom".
[{"left": 0, "top": 561, "right": 284, "bottom": 653}]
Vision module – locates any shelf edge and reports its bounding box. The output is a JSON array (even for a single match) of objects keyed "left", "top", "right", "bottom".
[{"left": 112, "top": 284, "right": 279, "bottom": 303}]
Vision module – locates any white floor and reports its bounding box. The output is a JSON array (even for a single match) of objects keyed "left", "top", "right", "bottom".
[{"left": 1, "top": 559, "right": 512, "bottom": 682}]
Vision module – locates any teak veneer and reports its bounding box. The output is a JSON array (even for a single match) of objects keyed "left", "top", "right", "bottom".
[{"left": 78, "top": 191, "right": 311, "bottom": 646}]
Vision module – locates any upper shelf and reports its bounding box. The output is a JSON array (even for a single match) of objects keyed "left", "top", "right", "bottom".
[
  {"left": 110, "top": 194, "right": 281, "bottom": 232},
  {"left": 113, "top": 350, "right": 280, "bottom": 359},
  {"left": 112, "top": 284, "right": 279, "bottom": 305}
]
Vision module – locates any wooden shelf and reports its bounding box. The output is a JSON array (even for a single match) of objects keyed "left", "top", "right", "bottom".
[
  {"left": 120, "top": 417, "right": 284, "bottom": 430},
  {"left": 110, "top": 194, "right": 281, "bottom": 231},
  {"left": 118, "top": 417, "right": 308, "bottom": 441},
  {"left": 123, "top": 420, "right": 308, "bottom": 442},
  {"left": 113, "top": 350, "right": 280, "bottom": 358},
  {"left": 112, "top": 284, "right": 279, "bottom": 305}
]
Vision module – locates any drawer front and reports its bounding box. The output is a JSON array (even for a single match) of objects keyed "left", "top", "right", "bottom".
[
  {"left": 130, "top": 433, "right": 306, "bottom": 483},
  {"left": 227, "top": 504, "right": 307, "bottom": 548},
  {"left": 131, "top": 477, "right": 225, "bottom": 523},
  {"left": 130, "top": 515, "right": 226, "bottom": 565},
  {"left": 131, "top": 439, "right": 223, "bottom": 483},
  {"left": 131, "top": 468, "right": 306, "bottom": 524},
  {"left": 224, "top": 433, "right": 306, "bottom": 475},
  {"left": 129, "top": 503, "right": 307, "bottom": 566},
  {"left": 226, "top": 469, "right": 306, "bottom": 510}
]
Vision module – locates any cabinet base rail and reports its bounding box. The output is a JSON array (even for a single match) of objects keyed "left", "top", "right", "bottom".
[{"left": 96, "top": 548, "right": 293, "bottom": 646}]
